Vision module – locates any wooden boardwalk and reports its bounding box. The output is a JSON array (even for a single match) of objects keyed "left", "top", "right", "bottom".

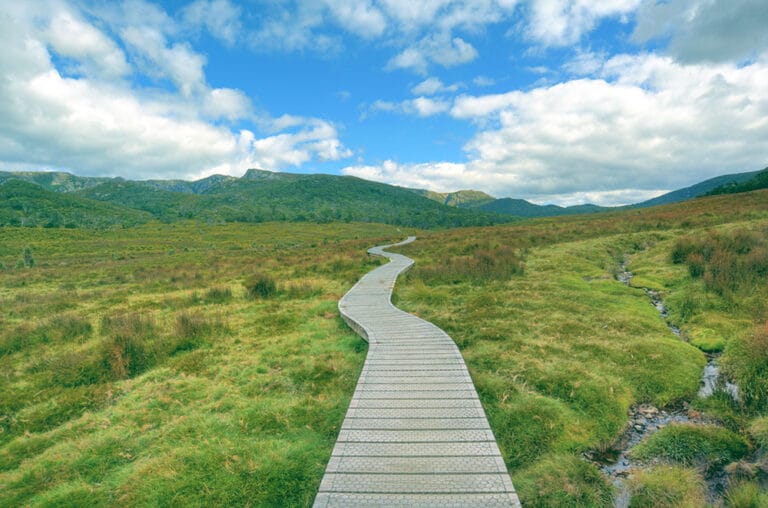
[{"left": 314, "top": 238, "right": 520, "bottom": 507}]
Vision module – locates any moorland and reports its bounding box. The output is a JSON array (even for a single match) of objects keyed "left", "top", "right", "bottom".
[{"left": 1, "top": 170, "right": 767, "bottom": 507}]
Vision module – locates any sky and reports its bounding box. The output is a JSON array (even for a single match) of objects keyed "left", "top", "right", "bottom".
[{"left": 1, "top": 1, "right": 767, "bottom": 206}]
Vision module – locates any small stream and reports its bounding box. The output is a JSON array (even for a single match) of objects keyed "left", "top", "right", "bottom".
[{"left": 600, "top": 261, "right": 741, "bottom": 507}]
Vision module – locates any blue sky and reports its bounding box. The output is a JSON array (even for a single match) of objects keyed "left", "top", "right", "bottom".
[{"left": 1, "top": 1, "right": 767, "bottom": 205}]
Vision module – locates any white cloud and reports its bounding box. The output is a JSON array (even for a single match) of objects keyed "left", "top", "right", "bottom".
[
  {"left": 563, "top": 49, "right": 606, "bottom": 75},
  {"left": 451, "top": 91, "right": 520, "bottom": 119},
  {"left": 473, "top": 75, "right": 496, "bottom": 87},
  {"left": 203, "top": 88, "right": 252, "bottom": 121},
  {"left": 388, "top": 33, "right": 478, "bottom": 73},
  {"left": 526, "top": 0, "right": 642, "bottom": 46},
  {"left": 321, "top": 0, "right": 387, "bottom": 38},
  {"left": 46, "top": 10, "right": 131, "bottom": 79},
  {"left": 0, "top": 0, "right": 351, "bottom": 180},
  {"left": 182, "top": 0, "right": 242, "bottom": 45},
  {"left": 369, "top": 97, "right": 450, "bottom": 117},
  {"left": 411, "top": 77, "right": 462, "bottom": 95},
  {"left": 120, "top": 25, "right": 207, "bottom": 97},
  {"left": 349, "top": 52, "right": 768, "bottom": 206}
]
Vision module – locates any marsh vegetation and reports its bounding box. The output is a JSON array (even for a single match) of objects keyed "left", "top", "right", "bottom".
[{"left": 2, "top": 189, "right": 768, "bottom": 506}]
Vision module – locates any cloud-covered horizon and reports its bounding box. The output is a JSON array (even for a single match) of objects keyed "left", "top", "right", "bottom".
[{"left": 1, "top": 0, "right": 767, "bottom": 205}]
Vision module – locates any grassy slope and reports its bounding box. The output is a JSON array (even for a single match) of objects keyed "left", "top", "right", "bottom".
[
  {"left": 392, "top": 190, "right": 768, "bottom": 505},
  {"left": 0, "top": 222, "right": 408, "bottom": 506},
  {"left": 0, "top": 180, "right": 152, "bottom": 228}
]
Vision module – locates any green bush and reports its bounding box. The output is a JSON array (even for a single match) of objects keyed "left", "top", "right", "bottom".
[
  {"left": 628, "top": 465, "right": 706, "bottom": 508},
  {"left": 245, "top": 273, "right": 278, "bottom": 299},
  {"left": 631, "top": 423, "right": 749, "bottom": 470}
]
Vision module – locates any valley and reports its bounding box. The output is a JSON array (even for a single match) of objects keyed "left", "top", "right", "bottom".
[{"left": 1, "top": 182, "right": 767, "bottom": 506}]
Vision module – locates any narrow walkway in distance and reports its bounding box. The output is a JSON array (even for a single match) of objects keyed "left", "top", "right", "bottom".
[{"left": 314, "top": 237, "right": 521, "bottom": 507}]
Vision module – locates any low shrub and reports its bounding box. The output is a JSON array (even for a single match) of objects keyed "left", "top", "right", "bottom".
[
  {"left": 672, "top": 229, "right": 767, "bottom": 296},
  {"left": 628, "top": 465, "right": 706, "bottom": 508},
  {"left": 631, "top": 423, "right": 749, "bottom": 470},
  {"left": 411, "top": 242, "right": 525, "bottom": 285}
]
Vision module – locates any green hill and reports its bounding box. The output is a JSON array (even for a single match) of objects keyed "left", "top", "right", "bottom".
[
  {"left": 479, "top": 198, "right": 607, "bottom": 217},
  {"left": 0, "top": 179, "right": 151, "bottom": 228},
  {"left": 704, "top": 167, "right": 768, "bottom": 196},
  {"left": 4, "top": 170, "right": 514, "bottom": 229},
  {"left": 630, "top": 168, "right": 765, "bottom": 208}
]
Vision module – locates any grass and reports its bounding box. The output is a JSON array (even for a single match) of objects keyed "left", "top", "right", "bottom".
[
  {"left": 627, "top": 465, "right": 706, "bottom": 508},
  {"left": 3, "top": 190, "right": 768, "bottom": 505},
  {"left": 0, "top": 221, "right": 404, "bottom": 506},
  {"left": 631, "top": 423, "right": 750, "bottom": 470},
  {"left": 391, "top": 191, "right": 768, "bottom": 504},
  {"left": 724, "top": 481, "right": 768, "bottom": 507}
]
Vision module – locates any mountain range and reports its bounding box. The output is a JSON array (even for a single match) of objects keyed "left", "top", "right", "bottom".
[{"left": 1, "top": 166, "right": 766, "bottom": 229}]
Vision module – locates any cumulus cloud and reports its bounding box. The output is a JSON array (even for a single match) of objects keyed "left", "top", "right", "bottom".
[
  {"left": 633, "top": 0, "right": 768, "bottom": 64},
  {"left": 0, "top": 0, "right": 351, "bottom": 180},
  {"left": 348, "top": 52, "right": 768, "bottom": 205}
]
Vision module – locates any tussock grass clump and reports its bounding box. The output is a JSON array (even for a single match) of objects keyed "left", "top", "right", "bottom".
[
  {"left": 204, "top": 285, "right": 232, "bottom": 303},
  {"left": 723, "top": 323, "right": 768, "bottom": 413},
  {"left": 628, "top": 465, "right": 706, "bottom": 508},
  {"left": 514, "top": 453, "right": 613, "bottom": 507},
  {"left": 748, "top": 416, "right": 768, "bottom": 450},
  {"left": 99, "top": 313, "right": 156, "bottom": 379},
  {"left": 631, "top": 423, "right": 749, "bottom": 470},
  {"left": 245, "top": 272, "right": 278, "bottom": 299},
  {"left": 724, "top": 481, "right": 768, "bottom": 508},
  {"left": 170, "top": 311, "right": 226, "bottom": 353}
]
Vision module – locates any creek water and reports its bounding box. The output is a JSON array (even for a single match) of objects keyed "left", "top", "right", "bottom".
[{"left": 599, "top": 262, "right": 741, "bottom": 507}]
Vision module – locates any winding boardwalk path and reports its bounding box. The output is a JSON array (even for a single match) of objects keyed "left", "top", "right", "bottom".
[{"left": 314, "top": 238, "right": 520, "bottom": 507}]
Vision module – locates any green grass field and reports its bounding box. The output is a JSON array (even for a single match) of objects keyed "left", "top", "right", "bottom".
[
  {"left": 2, "top": 189, "right": 768, "bottom": 506},
  {"left": 0, "top": 222, "right": 406, "bottom": 506},
  {"left": 392, "top": 190, "right": 768, "bottom": 505}
]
